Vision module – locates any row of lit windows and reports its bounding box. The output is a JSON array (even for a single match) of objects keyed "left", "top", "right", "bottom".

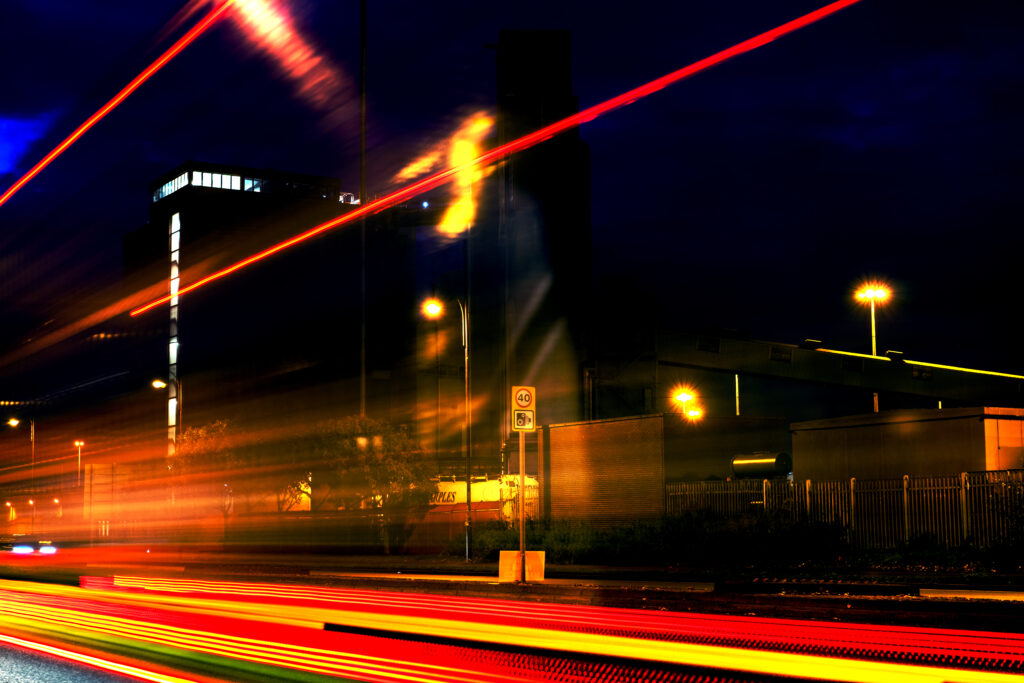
[
  {"left": 153, "top": 172, "right": 189, "bottom": 202},
  {"left": 153, "top": 171, "right": 266, "bottom": 202},
  {"left": 153, "top": 170, "right": 357, "bottom": 203}
]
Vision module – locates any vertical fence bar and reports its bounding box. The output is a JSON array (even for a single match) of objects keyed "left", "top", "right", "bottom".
[
  {"left": 805, "top": 479, "right": 811, "bottom": 522},
  {"left": 849, "top": 477, "right": 856, "bottom": 541},
  {"left": 902, "top": 474, "right": 910, "bottom": 545},
  {"left": 960, "top": 471, "right": 969, "bottom": 544}
]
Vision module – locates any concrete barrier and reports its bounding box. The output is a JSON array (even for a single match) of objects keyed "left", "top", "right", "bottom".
[{"left": 498, "top": 550, "right": 545, "bottom": 582}]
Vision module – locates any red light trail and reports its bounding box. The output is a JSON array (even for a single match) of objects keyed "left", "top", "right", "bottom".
[
  {"left": 0, "top": 0, "right": 238, "bottom": 211},
  {"left": 130, "top": 0, "right": 861, "bottom": 317}
]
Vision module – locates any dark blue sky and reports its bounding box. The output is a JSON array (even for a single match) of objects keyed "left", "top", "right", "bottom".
[{"left": 1, "top": 0, "right": 1022, "bottom": 375}]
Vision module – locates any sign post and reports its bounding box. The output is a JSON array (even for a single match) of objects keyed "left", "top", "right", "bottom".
[{"left": 511, "top": 385, "right": 536, "bottom": 582}]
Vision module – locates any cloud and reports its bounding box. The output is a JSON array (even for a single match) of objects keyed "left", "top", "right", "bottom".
[{"left": 0, "top": 111, "right": 58, "bottom": 175}]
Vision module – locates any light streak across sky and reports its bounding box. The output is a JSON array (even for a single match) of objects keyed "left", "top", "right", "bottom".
[
  {"left": 0, "top": 0, "right": 238, "bottom": 210},
  {"left": 131, "top": 0, "right": 863, "bottom": 317},
  {"left": 229, "top": 0, "right": 349, "bottom": 111}
]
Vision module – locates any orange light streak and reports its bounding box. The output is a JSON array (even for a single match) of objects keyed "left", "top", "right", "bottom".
[
  {"left": 0, "top": 0, "right": 238, "bottom": 210},
  {"left": 131, "top": 0, "right": 862, "bottom": 316}
]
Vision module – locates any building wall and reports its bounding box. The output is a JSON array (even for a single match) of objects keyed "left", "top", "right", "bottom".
[
  {"left": 984, "top": 409, "right": 1024, "bottom": 470},
  {"left": 544, "top": 414, "right": 664, "bottom": 526},
  {"left": 790, "top": 408, "right": 1024, "bottom": 480},
  {"left": 665, "top": 415, "right": 790, "bottom": 481}
]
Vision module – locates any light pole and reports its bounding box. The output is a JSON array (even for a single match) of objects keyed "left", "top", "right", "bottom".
[
  {"left": 854, "top": 282, "right": 891, "bottom": 413},
  {"left": 421, "top": 296, "right": 472, "bottom": 561},
  {"left": 152, "top": 378, "right": 182, "bottom": 455},
  {"left": 74, "top": 441, "right": 84, "bottom": 487},
  {"left": 6, "top": 417, "right": 34, "bottom": 492},
  {"left": 422, "top": 298, "right": 443, "bottom": 460}
]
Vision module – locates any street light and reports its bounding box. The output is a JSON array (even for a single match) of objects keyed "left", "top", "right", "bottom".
[
  {"left": 672, "top": 388, "right": 703, "bottom": 422},
  {"left": 6, "top": 417, "right": 35, "bottom": 492},
  {"left": 420, "top": 295, "right": 472, "bottom": 561},
  {"left": 152, "top": 378, "right": 181, "bottom": 455},
  {"left": 74, "top": 441, "right": 84, "bottom": 487},
  {"left": 854, "top": 283, "right": 890, "bottom": 357},
  {"left": 854, "top": 282, "right": 891, "bottom": 413},
  {"left": 421, "top": 298, "right": 444, "bottom": 467}
]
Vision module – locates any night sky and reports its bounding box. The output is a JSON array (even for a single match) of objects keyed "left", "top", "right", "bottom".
[{"left": 2, "top": 0, "right": 1023, "bottom": 385}]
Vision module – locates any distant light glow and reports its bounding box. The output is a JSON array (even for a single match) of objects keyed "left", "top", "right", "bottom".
[
  {"left": 674, "top": 391, "right": 694, "bottom": 403},
  {"left": 0, "top": 0, "right": 239, "bottom": 210},
  {"left": 131, "top": 0, "right": 863, "bottom": 316},
  {"left": 6, "top": 418, "right": 19, "bottom": 427},
  {"left": 686, "top": 408, "right": 704, "bottom": 421},
  {"left": 38, "top": 545, "right": 57, "bottom": 555},
  {"left": 11, "top": 545, "right": 34, "bottom": 554},
  {"left": 421, "top": 298, "right": 444, "bottom": 319}
]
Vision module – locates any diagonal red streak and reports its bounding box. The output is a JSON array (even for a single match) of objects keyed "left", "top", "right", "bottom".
[
  {"left": 130, "top": 0, "right": 861, "bottom": 317},
  {"left": 0, "top": 0, "right": 238, "bottom": 210}
]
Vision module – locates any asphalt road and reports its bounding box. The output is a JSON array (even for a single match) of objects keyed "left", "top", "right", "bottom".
[{"left": 0, "top": 642, "right": 131, "bottom": 683}]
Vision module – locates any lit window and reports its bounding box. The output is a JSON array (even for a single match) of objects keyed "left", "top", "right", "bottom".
[
  {"left": 244, "top": 178, "right": 253, "bottom": 191},
  {"left": 168, "top": 398, "right": 178, "bottom": 427},
  {"left": 169, "top": 338, "right": 179, "bottom": 365},
  {"left": 171, "top": 232, "right": 180, "bottom": 252},
  {"left": 231, "top": 175, "right": 241, "bottom": 191},
  {"left": 212, "top": 174, "right": 221, "bottom": 189},
  {"left": 203, "top": 172, "right": 212, "bottom": 187}
]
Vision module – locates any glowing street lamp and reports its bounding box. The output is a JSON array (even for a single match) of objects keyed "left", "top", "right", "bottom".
[
  {"left": 673, "top": 391, "right": 694, "bottom": 412},
  {"left": 854, "top": 283, "right": 891, "bottom": 357},
  {"left": 673, "top": 389, "right": 704, "bottom": 422},
  {"left": 420, "top": 295, "right": 472, "bottom": 561}
]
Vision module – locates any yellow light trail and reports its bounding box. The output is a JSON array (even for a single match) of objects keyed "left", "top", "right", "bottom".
[
  {"left": 8, "top": 578, "right": 1024, "bottom": 683},
  {"left": 0, "top": 590, "right": 525, "bottom": 683},
  {"left": 817, "top": 348, "right": 1024, "bottom": 379}
]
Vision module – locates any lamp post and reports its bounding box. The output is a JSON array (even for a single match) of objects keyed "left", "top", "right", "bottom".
[
  {"left": 74, "top": 441, "right": 84, "bottom": 487},
  {"left": 152, "top": 378, "right": 182, "bottom": 455},
  {"left": 854, "top": 282, "right": 891, "bottom": 413},
  {"left": 6, "top": 417, "right": 34, "bottom": 492},
  {"left": 421, "top": 296, "right": 472, "bottom": 561},
  {"left": 422, "top": 298, "right": 443, "bottom": 461}
]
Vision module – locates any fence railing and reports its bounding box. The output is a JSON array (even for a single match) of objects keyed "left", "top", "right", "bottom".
[{"left": 666, "top": 470, "right": 1024, "bottom": 549}]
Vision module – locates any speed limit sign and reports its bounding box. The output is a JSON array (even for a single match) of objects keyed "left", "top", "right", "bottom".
[{"left": 511, "top": 386, "right": 536, "bottom": 432}]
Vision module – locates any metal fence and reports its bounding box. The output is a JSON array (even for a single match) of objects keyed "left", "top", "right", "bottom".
[{"left": 666, "top": 470, "right": 1024, "bottom": 549}]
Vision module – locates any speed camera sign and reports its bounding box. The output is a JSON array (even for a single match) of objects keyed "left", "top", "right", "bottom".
[{"left": 511, "top": 386, "right": 536, "bottom": 432}]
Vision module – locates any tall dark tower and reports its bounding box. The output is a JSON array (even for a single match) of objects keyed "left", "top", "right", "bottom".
[{"left": 484, "top": 30, "right": 593, "bottom": 454}]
